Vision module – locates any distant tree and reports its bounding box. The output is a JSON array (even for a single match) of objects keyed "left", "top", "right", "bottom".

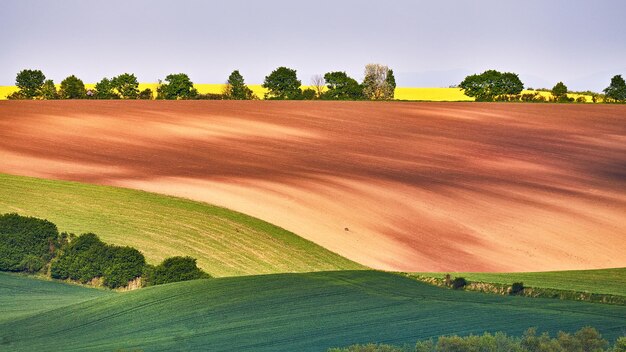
[
  {"left": 15, "top": 69, "right": 46, "bottom": 99},
  {"left": 603, "top": 74, "right": 626, "bottom": 102},
  {"left": 362, "top": 64, "right": 395, "bottom": 100},
  {"left": 111, "top": 73, "right": 139, "bottom": 99},
  {"left": 143, "top": 256, "right": 209, "bottom": 286},
  {"left": 551, "top": 81, "right": 569, "bottom": 102},
  {"left": 40, "top": 79, "right": 58, "bottom": 99},
  {"left": 59, "top": 75, "right": 86, "bottom": 99},
  {"left": 311, "top": 74, "right": 325, "bottom": 98},
  {"left": 322, "top": 71, "right": 363, "bottom": 100},
  {"left": 262, "top": 66, "right": 302, "bottom": 100},
  {"left": 385, "top": 69, "right": 396, "bottom": 99},
  {"left": 94, "top": 78, "right": 120, "bottom": 99},
  {"left": 138, "top": 88, "right": 153, "bottom": 100},
  {"left": 157, "top": 73, "right": 198, "bottom": 99},
  {"left": 510, "top": 282, "right": 524, "bottom": 295},
  {"left": 451, "top": 277, "right": 467, "bottom": 290},
  {"left": 223, "top": 70, "right": 256, "bottom": 100},
  {"left": 459, "top": 70, "right": 524, "bottom": 101}
]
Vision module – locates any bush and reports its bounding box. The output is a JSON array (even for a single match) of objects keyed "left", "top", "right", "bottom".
[
  {"left": 451, "top": 277, "right": 467, "bottom": 290},
  {"left": 138, "top": 88, "right": 153, "bottom": 100},
  {"left": 51, "top": 233, "right": 146, "bottom": 288},
  {"left": 510, "top": 282, "right": 524, "bottom": 295},
  {"left": 144, "top": 256, "right": 209, "bottom": 286},
  {"left": 576, "top": 96, "right": 587, "bottom": 103},
  {"left": 0, "top": 213, "right": 59, "bottom": 272}
]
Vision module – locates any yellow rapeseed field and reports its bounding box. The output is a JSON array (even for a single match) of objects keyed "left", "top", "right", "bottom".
[{"left": 0, "top": 84, "right": 595, "bottom": 102}]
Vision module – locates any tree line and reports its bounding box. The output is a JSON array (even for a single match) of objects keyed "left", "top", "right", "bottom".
[
  {"left": 329, "top": 326, "right": 626, "bottom": 352},
  {"left": 0, "top": 213, "right": 208, "bottom": 289},
  {"left": 8, "top": 64, "right": 396, "bottom": 101}
]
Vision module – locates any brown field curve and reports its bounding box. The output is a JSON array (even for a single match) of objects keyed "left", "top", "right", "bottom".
[{"left": 0, "top": 100, "right": 625, "bottom": 272}]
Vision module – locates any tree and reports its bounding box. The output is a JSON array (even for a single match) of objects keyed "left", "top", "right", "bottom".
[
  {"left": 321, "top": 71, "right": 363, "bottom": 100},
  {"left": 311, "top": 75, "right": 325, "bottom": 98},
  {"left": 552, "top": 81, "right": 569, "bottom": 102},
  {"left": 223, "top": 70, "right": 256, "bottom": 100},
  {"left": 94, "top": 78, "right": 120, "bottom": 99},
  {"left": 386, "top": 69, "right": 396, "bottom": 99},
  {"left": 603, "top": 74, "right": 626, "bottom": 102},
  {"left": 143, "top": 256, "right": 209, "bottom": 286},
  {"left": 301, "top": 88, "right": 317, "bottom": 100},
  {"left": 0, "top": 213, "right": 60, "bottom": 272},
  {"left": 362, "top": 64, "right": 395, "bottom": 100},
  {"left": 138, "top": 88, "right": 153, "bottom": 100},
  {"left": 112, "top": 73, "right": 139, "bottom": 99},
  {"left": 262, "top": 66, "right": 302, "bottom": 100},
  {"left": 157, "top": 73, "right": 198, "bottom": 99},
  {"left": 15, "top": 69, "right": 46, "bottom": 99},
  {"left": 40, "top": 80, "right": 58, "bottom": 99},
  {"left": 59, "top": 75, "right": 86, "bottom": 99},
  {"left": 459, "top": 70, "right": 524, "bottom": 101}
]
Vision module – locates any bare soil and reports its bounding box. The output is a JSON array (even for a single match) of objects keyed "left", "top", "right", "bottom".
[{"left": 1, "top": 100, "right": 624, "bottom": 272}]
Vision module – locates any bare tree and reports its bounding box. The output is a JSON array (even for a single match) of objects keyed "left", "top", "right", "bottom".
[
  {"left": 362, "top": 64, "right": 394, "bottom": 100},
  {"left": 311, "top": 74, "right": 325, "bottom": 98}
]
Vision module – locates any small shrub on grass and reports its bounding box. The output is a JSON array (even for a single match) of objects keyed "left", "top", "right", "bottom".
[
  {"left": 451, "top": 277, "right": 468, "bottom": 290},
  {"left": 510, "top": 282, "right": 524, "bottom": 295}
]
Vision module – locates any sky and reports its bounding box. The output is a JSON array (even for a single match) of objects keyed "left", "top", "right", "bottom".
[{"left": 1, "top": 0, "right": 625, "bottom": 91}]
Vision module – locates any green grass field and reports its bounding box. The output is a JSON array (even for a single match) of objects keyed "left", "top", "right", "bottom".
[
  {"left": 0, "top": 173, "right": 362, "bottom": 277},
  {"left": 411, "top": 268, "right": 626, "bottom": 297},
  {"left": 1, "top": 271, "right": 624, "bottom": 351},
  {"left": 0, "top": 272, "right": 112, "bottom": 324}
]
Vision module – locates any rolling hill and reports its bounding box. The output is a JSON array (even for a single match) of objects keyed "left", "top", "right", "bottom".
[
  {"left": 0, "top": 173, "right": 362, "bottom": 277},
  {"left": 1, "top": 101, "right": 624, "bottom": 272},
  {"left": 1, "top": 271, "right": 625, "bottom": 351}
]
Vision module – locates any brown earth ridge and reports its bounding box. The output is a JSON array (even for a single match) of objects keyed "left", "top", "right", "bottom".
[{"left": 1, "top": 100, "right": 624, "bottom": 272}]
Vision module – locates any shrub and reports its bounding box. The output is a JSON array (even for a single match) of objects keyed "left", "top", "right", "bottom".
[
  {"left": 451, "top": 277, "right": 467, "bottom": 290},
  {"left": 0, "top": 213, "right": 59, "bottom": 272},
  {"left": 138, "top": 88, "right": 153, "bottom": 100},
  {"left": 144, "top": 256, "right": 209, "bottom": 286},
  {"left": 510, "top": 282, "right": 524, "bottom": 295},
  {"left": 301, "top": 88, "right": 317, "bottom": 100},
  {"left": 576, "top": 96, "right": 587, "bottom": 103}
]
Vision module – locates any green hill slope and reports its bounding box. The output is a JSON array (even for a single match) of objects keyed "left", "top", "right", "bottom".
[
  {"left": 2, "top": 271, "right": 624, "bottom": 351},
  {"left": 0, "top": 272, "right": 111, "bottom": 323},
  {"left": 411, "top": 268, "right": 626, "bottom": 297},
  {"left": 0, "top": 173, "right": 362, "bottom": 276}
]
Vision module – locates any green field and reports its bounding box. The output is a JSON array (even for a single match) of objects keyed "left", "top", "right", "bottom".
[
  {"left": 0, "top": 173, "right": 362, "bottom": 277},
  {"left": 0, "top": 272, "right": 112, "bottom": 323},
  {"left": 411, "top": 268, "right": 626, "bottom": 297},
  {"left": 1, "top": 271, "right": 625, "bottom": 351}
]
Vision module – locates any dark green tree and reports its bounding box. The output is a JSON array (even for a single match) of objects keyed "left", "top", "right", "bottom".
[
  {"left": 112, "top": 73, "right": 139, "bottom": 99},
  {"left": 15, "top": 69, "right": 46, "bottom": 99},
  {"left": 551, "top": 81, "right": 569, "bottom": 102},
  {"left": 385, "top": 69, "right": 396, "bottom": 99},
  {"left": 603, "top": 74, "right": 626, "bottom": 102},
  {"left": 262, "top": 66, "right": 302, "bottom": 100},
  {"left": 321, "top": 71, "right": 363, "bottom": 100},
  {"left": 40, "top": 79, "right": 58, "bottom": 99},
  {"left": 94, "top": 78, "right": 120, "bottom": 99},
  {"left": 59, "top": 75, "right": 86, "bottom": 99},
  {"left": 224, "top": 70, "right": 256, "bottom": 100},
  {"left": 143, "top": 256, "right": 209, "bottom": 286},
  {"left": 0, "top": 213, "right": 59, "bottom": 272},
  {"left": 459, "top": 70, "right": 524, "bottom": 101},
  {"left": 300, "top": 88, "right": 317, "bottom": 100},
  {"left": 157, "top": 73, "right": 198, "bottom": 99}
]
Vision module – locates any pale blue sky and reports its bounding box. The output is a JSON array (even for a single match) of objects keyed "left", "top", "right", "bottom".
[{"left": 1, "top": 0, "right": 625, "bottom": 91}]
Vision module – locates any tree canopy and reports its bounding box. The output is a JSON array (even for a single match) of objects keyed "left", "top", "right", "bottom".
[
  {"left": 322, "top": 71, "right": 363, "bottom": 100},
  {"left": 362, "top": 64, "right": 395, "bottom": 100},
  {"left": 157, "top": 73, "right": 198, "bottom": 99},
  {"left": 459, "top": 70, "right": 524, "bottom": 101},
  {"left": 224, "top": 70, "right": 256, "bottom": 100},
  {"left": 263, "top": 66, "right": 302, "bottom": 100},
  {"left": 15, "top": 69, "right": 46, "bottom": 99},
  {"left": 551, "top": 82, "right": 569, "bottom": 102},
  {"left": 603, "top": 74, "right": 626, "bottom": 102},
  {"left": 112, "top": 73, "right": 139, "bottom": 99},
  {"left": 59, "top": 75, "right": 86, "bottom": 99}
]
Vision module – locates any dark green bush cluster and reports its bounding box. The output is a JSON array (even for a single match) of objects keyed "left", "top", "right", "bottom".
[
  {"left": 143, "top": 256, "right": 209, "bottom": 286},
  {"left": 50, "top": 233, "right": 146, "bottom": 288},
  {"left": 330, "top": 327, "right": 624, "bottom": 352},
  {"left": 0, "top": 213, "right": 60, "bottom": 272},
  {"left": 451, "top": 277, "right": 468, "bottom": 290},
  {"left": 0, "top": 213, "right": 210, "bottom": 289}
]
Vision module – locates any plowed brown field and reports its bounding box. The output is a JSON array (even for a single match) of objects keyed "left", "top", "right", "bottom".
[{"left": 1, "top": 101, "right": 624, "bottom": 272}]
